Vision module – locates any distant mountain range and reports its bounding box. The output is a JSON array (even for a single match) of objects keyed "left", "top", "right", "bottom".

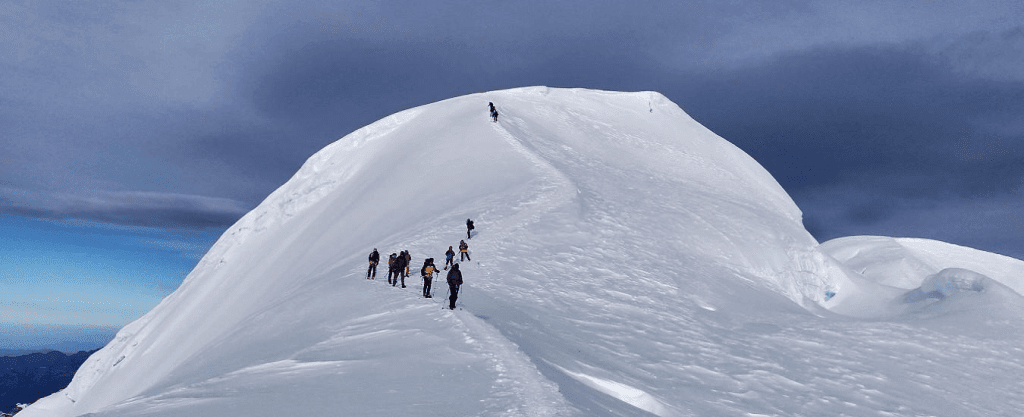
[{"left": 1, "top": 350, "right": 98, "bottom": 415}]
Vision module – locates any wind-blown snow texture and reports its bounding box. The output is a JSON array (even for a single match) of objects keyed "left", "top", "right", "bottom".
[{"left": 23, "top": 88, "right": 1024, "bottom": 416}]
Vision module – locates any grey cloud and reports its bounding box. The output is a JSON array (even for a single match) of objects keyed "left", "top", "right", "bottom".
[
  {"left": 0, "top": 189, "right": 250, "bottom": 229},
  {"left": 803, "top": 189, "right": 1024, "bottom": 260},
  {"left": 934, "top": 26, "right": 1024, "bottom": 83},
  {"left": 679, "top": 41, "right": 1024, "bottom": 198}
]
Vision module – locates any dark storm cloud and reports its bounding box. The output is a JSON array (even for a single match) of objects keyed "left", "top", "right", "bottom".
[
  {"left": 0, "top": 189, "right": 248, "bottom": 229},
  {"left": 680, "top": 42, "right": 1023, "bottom": 195},
  {"left": 226, "top": 1, "right": 692, "bottom": 126}
]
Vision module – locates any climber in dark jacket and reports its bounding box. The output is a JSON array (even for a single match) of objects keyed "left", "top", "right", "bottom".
[
  {"left": 387, "top": 253, "right": 397, "bottom": 285},
  {"left": 446, "top": 263, "right": 463, "bottom": 310},
  {"left": 367, "top": 248, "right": 379, "bottom": 279},
  {"left": 466, "top": 218, "right": 475, "bottom": 239},
  {"left": 444, "top": 246, "right": 456, "bottom": 269},
  {"left": 394, "top": 252, "right": 408, "bottom": 288}
]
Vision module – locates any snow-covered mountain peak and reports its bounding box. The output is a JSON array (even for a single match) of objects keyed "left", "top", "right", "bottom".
[{"left": 23, "top": 88, "right": 1024, "bottom": 417}]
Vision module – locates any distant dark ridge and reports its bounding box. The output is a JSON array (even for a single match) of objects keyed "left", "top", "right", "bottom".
[
  {"left": 0, "top": 323, "right": 117, "bottom": 356},
  {"left": 1, "top": 350, "right": 99, "bottom": 414},
  {"left": 0, "top": 350, "right": 56, "bottom": 358}
]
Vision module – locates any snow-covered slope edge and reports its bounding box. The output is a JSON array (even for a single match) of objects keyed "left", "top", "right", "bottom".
[
  {"left": 822, "top": 236, "right": 1024, "bottom": 293},
  {"left": 820, "top": 236, "right": 1024, "bottom": 319}
]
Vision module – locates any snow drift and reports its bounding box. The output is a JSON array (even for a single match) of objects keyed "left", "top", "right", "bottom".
[
  {"left": 821, "top": 236, "right": 1024, "bottom": 323},
  {"left": 821, "top": 236, "right": 1024, "bottom": 293},
  {"left": 22, "top": 88, "right": 1024, "bottom": 417}
]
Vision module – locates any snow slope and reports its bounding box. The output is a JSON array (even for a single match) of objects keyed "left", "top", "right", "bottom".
[{"left": 23, "top": 87, "right": 1024, "bottom": 417}]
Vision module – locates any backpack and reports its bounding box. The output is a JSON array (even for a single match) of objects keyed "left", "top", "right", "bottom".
[
  {"left": 422, "top": 258, "right": 436, "bottom": 276},
  {"left": 449, "top": 269, "right": 463, "bottom": 286},
  {"left": 467, "top": 220, "right": 475, "bottom": 230}
]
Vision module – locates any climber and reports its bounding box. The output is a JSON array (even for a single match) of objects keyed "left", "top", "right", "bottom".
[
  {"left": 367, "top": 248, "right": 379, "bottom": 279},
  {"left": 421, "top": 258, "right": 438, "bottom": 298},
  {"left": 446, "top": 263, "right": 463, "bottom": 310},
  {"left": 444, "top": 246, "right": 456, "bottom": 269}
]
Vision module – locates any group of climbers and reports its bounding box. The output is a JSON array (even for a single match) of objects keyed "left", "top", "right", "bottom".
[
  {"left": 384, "top": 250, "right": 412, "bottom": 287},
  {"left": 362, "top": 102, "right": 499, "bottom": 309},
  {"left": 365, "top": 219, "right": 475, "bottom": 310},
  {"left": 365, "top": 249, "right": 414, "bottom": 288}
]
